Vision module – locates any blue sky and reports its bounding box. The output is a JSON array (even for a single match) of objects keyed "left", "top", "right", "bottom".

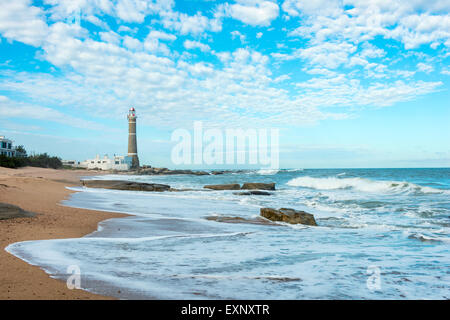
[{"left": 0, "top": 0, "right": 449, "bottom": 168}]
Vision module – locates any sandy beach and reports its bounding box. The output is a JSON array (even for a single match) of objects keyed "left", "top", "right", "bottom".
[{"left": 0, "top": 167, "right": 125, "bottom": 299}]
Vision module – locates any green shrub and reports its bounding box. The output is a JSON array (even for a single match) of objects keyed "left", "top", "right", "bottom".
[
  {"left": 0, "top": 155, "right": 26, "bottom": 168},
  {"left": 0, "top": 153, "right": 62, "bottom": 169}
]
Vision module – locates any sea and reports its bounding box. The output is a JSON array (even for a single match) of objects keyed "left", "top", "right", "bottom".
[{"left": 6, "top": 168, "right": 450, "bottom": 299}]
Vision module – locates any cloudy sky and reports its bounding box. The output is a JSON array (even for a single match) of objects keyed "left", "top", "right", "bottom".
[{"left": 0, "top": 0, "right": 449, "bottom": 168}]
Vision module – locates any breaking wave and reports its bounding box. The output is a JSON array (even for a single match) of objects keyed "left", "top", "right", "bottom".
[
  {"left": 286, "top": 176, "right": 448, "bottom": 194},
  {"left": 257, "top": 169, "right": 279, "bottom": 175}
]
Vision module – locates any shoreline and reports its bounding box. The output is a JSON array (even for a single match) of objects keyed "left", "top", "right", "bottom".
[{"left": 0, "top": 167, "right": 126, "bottom": 300}]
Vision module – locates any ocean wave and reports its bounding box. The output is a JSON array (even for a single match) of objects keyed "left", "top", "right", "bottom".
[
  {"left": 257, "top": 169, "right": 279, "bottom": 175},
  {"left": 286, "top": 176, "right": 449, "bottom": 194},
  {"left": 255, "top": 168, "right": 303, "bottom": 174}
]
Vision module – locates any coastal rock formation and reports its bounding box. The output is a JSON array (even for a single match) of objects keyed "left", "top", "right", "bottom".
[
  {"left": 0, "top": 203, "right": 36, "bottom": 220},
  {"left": 136, "top": 167, "right": 209, "bottom": 176},
  {"left": 203, "top": 183, "right": 276, "bottom": 191},
  {"left": 210, "top": 170, "right": 236, "bottom": 175},
  {"left": 233, "top": 191, "right": 272, "bottom": 196},
  {"left": 82, "top": 180, "right": 170, "bottom": 192},
  {"left": 204, "top": 184, "right": 241, "bottom": 190},
  {"left": 260, "top": 207, "right": 317, "bottom": 226},
  {"left": 241, "top": 183, "right": 276, "bottom": 190}
]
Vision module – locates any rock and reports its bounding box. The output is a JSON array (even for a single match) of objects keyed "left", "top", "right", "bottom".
[
  {"left": 260, "top": 207, "right": 317, "bottom": 226},
  {"left": 241, "top": 182, "right": 275, "bottom": 190},
  {"left": 204, "top": 184, "right": 241, "bottom": 190},
  {"left": 233, "top": 191, "right": 272, "bottom": 196},
  {"left": 193, "top": 171, "right": 210, "bottom": 176},
  {"left": 0, "top": 203, "right": 36, "bottom": 220},
  {"left": 210, "top": 170, "right": 233, "bottom": 175},
  {"left": 136, "top": 167, "right": 209, "bottom": 176},
  {"left": 82, "top": 180, "right": 170, "bottom": 192}
]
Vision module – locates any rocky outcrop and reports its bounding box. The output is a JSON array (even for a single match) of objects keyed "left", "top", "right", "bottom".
[
  {"left": 210, "top": 170, "right": 236, "bottom": 175},
  {"left": 203, "top": 182, "right": 276, "bottom": 191},
  {"left": 0, "top": 203, "right": 36, "bottom": 220},
  {"left": 136, "top": 167, "right": 209, "bottom": 176},
  {"left": 81, "top": 180, "right": 171, "bottom": 192},
  {"left": 233, "top": 191, "right": 272, "bottom": 196},
  {"left": 260, "top": 207, "right": 317, "bottom": 226},
  {"left": 241, "top": 183, "right": 275, "bottom": 190},
  {"left": 204, "top": 184, "right": 241, "bottom": 190}
]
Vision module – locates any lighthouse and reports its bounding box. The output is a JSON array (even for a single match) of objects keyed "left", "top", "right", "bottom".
[{"left": 127, "top": 107, "right": 139, "bottom": 169}]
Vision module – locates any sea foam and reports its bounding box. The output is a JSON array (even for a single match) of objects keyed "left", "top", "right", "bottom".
[
  {"left": 286, "top": 176, "right": 448, "bottom": 194},
  {"left": 256, "top": 169, "right": 279, "bottom": 175}
]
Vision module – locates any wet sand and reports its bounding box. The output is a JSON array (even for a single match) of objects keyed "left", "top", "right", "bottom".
[{"left": 0, "top": 167, "right": 126, "bottom": 299}]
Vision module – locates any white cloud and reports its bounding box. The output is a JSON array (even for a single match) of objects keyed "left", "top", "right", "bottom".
[
  {"left": 231, "top": 30, "right": 246, "bottom": 43},
  {"left": 86, "top": 15, "right": 110, "bottom": 29},
  {"left": 160, "top": 10, "right": 222, "bottom": 35},
  {"left": 147, "top": 30, "right": 176, "bottom": 41},
  {"left": 115, "top": 0, "right": 148, "bottom": 22},
  {"left": 123, "top": 35, "right": 143, "bottom": 51},
  {"left": 275, "top": 41, "right": 357, "bottom": 69},
  {"left": 144, "top": 38, "right": 171, "bottom": 55},
  {"left": 273, "top": 74, "right": 290, "bottom": 82},
  {"left": 183, "top": 40, "right": 211, "bottom": 52},
  {"left": 0, "top": 0, "right": 48, "bottom": 46},
  {"left": 286, "top": 0, "right": 450, "bottom": 49},
  {"left": 0, "top": 0, "right": 445, "bottom": 133},
  {"left": 295, "top": 74, "right": 442, "bottom": 108},
  {"left": 99, "top": 31, "right": 121, "bottom": 45},
  {"left": 282, "top": 0, "right": 340, "bottom": 17},
  {"left": 224, "top": 0, "right": 279, "bottom": 26},
  {"left": 417, "top": 62, "right": 434, "bottom": 73},
  {"left": 117, "top": 25, "right": 137, "bottom": 33}
]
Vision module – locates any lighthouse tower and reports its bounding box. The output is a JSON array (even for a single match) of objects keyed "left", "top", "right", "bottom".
[{"left": 127, "top": 107, "right": 139, "bottom": 169}]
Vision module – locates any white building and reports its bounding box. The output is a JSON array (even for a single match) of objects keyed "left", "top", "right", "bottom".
[
  {"left": 0, "top": 136, "right": 16, "bottom": 157},
  {"left": 65, "top": 154, "right": 132, "bottom": 171}
]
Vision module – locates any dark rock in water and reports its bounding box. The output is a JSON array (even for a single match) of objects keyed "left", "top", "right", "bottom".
[
  {"left": 260, "top": 207, "right": 317, "bottom": 226},
  {"left": 136, "top": 167, "right": 209, "bottom": 176},
  {"left": 210, "top": 170, "right": 233, "bottom": 175},
  {"left": 0, "top": 203, "right": 36, "bottom": 220},
  {"left": 241, "top": 183, "right": 275, "bottom": 190},
  {"left": 204, "top": 184, "right": 241, "bottom": 190},
  {"left": 205, "top": 215, "right": 279, "bottom": 226},
  {"left": 82, "top": 180, "right": 170, "bottom": 192},
  {"left": 167, "top": 169, "right": 209, "bottom": 176},
  {"left": 233, "top": 191, "right": 272, "bottom": 196}
]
